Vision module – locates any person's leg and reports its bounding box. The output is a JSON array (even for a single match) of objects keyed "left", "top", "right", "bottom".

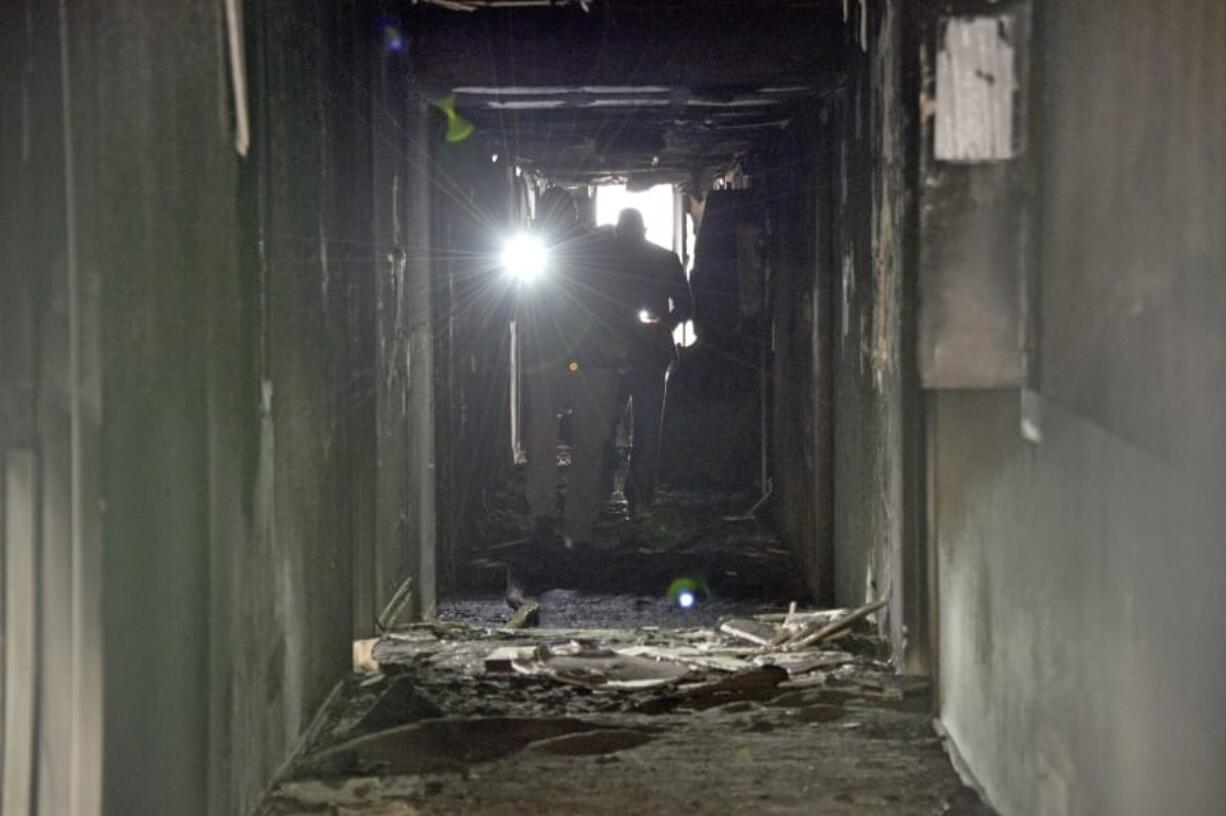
[
  {"left": 524, "top": 369, "right": 560, "bottom": 523},
  {"left": 628, "top": 366, "right": 667, "bottom": 510},
  {"left": 564, "top": 368, "right": 620, "bottom": 544}
]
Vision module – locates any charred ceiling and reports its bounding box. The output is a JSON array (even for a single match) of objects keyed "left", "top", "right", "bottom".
[
  {"left": 411, "top": 0, "right": 837, "bottom": 12},
  {"left": 403, "top": 1, "right": 846, "bottom": 184}
]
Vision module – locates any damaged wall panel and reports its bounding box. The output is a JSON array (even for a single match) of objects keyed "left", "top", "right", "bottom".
[
  {"left": 934, "top": 15, "right": 1025, "bottom": 162},
  {"left": 919, "top": 3, "right": 1032, "bottom": 389}
]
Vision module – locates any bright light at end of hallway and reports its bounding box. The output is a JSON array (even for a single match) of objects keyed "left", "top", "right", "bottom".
[
  {"left": 677, "top": 590, "right": 696, "bottom": 609},
  {"left": 594, "top": 183, "right": 675, "bottom": 250},
  {"left": 501, "top": 234, "right": 547, "bottom": 284}
]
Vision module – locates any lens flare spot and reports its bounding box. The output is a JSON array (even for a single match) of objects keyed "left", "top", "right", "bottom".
[
  {"left": 667, "top": 577, "right": 702, "bottom": 609},
  {"left": 383, "top": 24, "right": 405, "bottom": 53},
  {"left": 432, "top": 94, "right": 474, "bottom": 143},
  {"left": 501, "top": 233, "right": 547, "bottom": 284}
]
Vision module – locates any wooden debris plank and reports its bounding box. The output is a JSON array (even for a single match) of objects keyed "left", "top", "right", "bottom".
[{"left": 782, "top": 598, "right": 888, "bottom": 651}]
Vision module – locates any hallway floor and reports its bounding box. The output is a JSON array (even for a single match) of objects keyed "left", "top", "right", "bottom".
[
  {"left": 257, "top": 601, "right": 992, "bottom": 815},
  {"left": 255, "top": 489, "right": 992, "bottom": 814}
]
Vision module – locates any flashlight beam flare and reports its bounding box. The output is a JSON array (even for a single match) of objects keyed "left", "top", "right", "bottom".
[{"left": 501, "top": 234, "right": 547, "bottom": 283}]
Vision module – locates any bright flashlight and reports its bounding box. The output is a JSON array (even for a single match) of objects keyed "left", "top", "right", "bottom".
[
  {"left": 501, "top": 234, "right": 547, "bottom": 284},
  {"left": 677, "top": 590, "right": 696, "bottom": 609}
]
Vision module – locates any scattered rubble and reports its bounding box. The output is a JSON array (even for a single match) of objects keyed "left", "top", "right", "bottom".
[
  {"left": 254, "top": 597, "right": 1001, "bottom": 816},
  {"left": 251, "top": 479, "right": 995, "bottom": 814},
  {"left": 718, "top": 618, "right": 778, "bottom": 646},
  {"left": 509, "top": 641, "right": 695, "bottom": 689},
  {"left": 776, "top": 598, "right": 889, "bottom": 651}
]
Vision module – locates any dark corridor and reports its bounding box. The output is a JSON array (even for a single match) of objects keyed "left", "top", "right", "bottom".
[{"left": 2, "top": 1, "right": 1224, "bottom": 815}]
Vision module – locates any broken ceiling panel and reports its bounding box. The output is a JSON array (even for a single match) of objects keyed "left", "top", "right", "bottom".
[{"left": 405, "top": 1, "right": 845, "bottom": 182}]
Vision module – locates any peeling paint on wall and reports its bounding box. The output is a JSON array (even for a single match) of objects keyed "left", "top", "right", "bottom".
[{"left": 935, "top": 16, "right": 1021, "bottom": 162}]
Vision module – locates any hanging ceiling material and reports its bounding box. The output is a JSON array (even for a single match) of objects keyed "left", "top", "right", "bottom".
[{"left": 405, "top": 1, "right": 846, "bottom": 183}]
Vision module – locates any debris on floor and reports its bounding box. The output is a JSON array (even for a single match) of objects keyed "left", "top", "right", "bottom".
[
  {"left": 718, "top": 617, "right": 778, "bottom": 645},
  {"left": 256, "top": 484, "right": 982, "bottom": 814},
  {"left": 774, "top": 598, "right": 890, "bottom": 651},
  {"left": 258, "top": 599, "right": 994, "bottom": 816},
  {"left": 507, "top": 641, "right": 694, "bottom": 689}
]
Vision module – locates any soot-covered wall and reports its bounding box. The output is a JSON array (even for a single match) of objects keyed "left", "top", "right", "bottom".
[
  {"left": 828, "top": 0, "right": 920, "bottom": 661},
  {"left": 762, "top": 0, "right": 919, "bottom": 647},
  {"left": 931, "top": 2, "right": 1226, "bottom": 814},
  {"left": 764, "top": 115, "right": 835, "bottom": 605},
  {"left": 1, "top": 1, "right": 432, "bottom": 813}
]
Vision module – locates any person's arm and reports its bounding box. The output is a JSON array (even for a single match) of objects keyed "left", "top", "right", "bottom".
[{"left": 664, "top": 252, "right": 694, "bottom": 331}]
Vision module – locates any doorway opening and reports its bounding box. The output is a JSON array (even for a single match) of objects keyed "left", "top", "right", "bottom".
[{"left": 593, "top": 182, "right": 698, "bottom": 349}]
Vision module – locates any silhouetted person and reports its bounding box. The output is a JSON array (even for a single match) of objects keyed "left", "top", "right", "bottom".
[
  {"left": 611, "top": 207, "right": 693, "bottom": 516},
  {"left": 517, "top": 187, "right": 625, "bottom": 546}
]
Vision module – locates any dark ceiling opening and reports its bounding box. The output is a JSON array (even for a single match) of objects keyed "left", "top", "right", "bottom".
[{"left": 403, "top": 1, "right": 847, "bottom": 185}]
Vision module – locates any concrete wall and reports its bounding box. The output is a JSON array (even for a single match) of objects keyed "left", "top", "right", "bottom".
[
  {"left": 1, "top": 1, "right": 429, "bottom": 812},
  {"left": 932, "top": 2, "right": 1226, "bottom": 813}
]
